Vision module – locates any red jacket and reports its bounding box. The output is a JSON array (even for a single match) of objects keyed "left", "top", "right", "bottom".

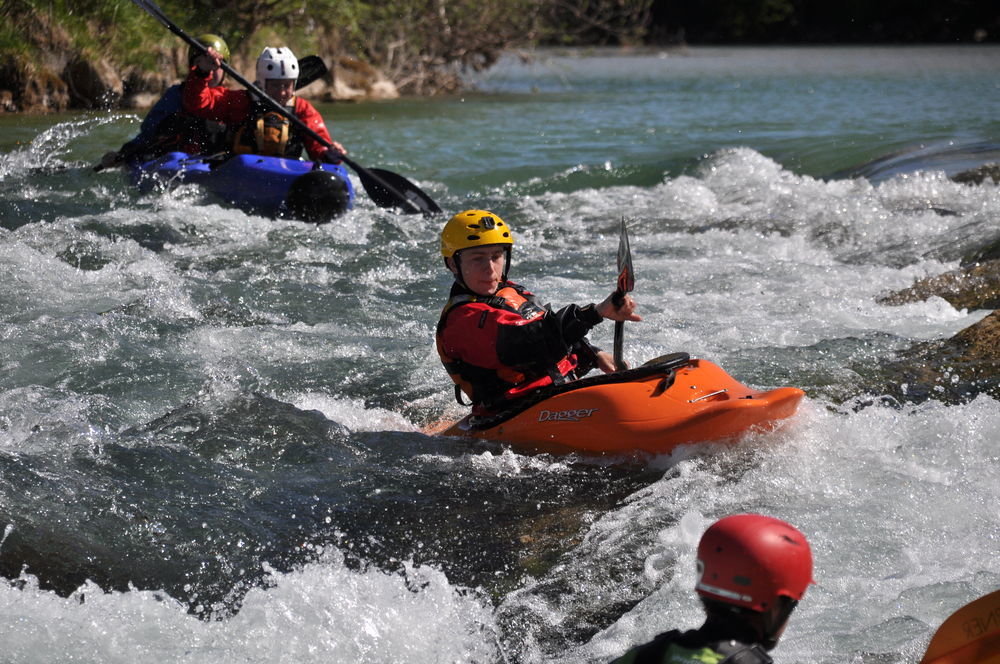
[
  {"left": 436, "top": 281, "right": 604, "bottom": 409},
  {"left": 181, "top": 67, "right": 333, "bottom": 160}
]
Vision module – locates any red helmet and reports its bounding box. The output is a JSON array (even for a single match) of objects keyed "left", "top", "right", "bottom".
[{"left": 695, "top": 514, "right": 814, "bottom": 612}]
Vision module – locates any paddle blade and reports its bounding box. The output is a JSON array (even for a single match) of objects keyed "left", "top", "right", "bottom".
[
  {"left": 361, "top": 167, "right": 442, "bottom": 215},
  {"left": 921, "top": 590, "right": 1000, "bottom": 664},
  {"left": 616, "top": 217, "right": 634, "bottom": 295},
  {"left": 296, "top": 55, "right": 328, "bottom": 90}
]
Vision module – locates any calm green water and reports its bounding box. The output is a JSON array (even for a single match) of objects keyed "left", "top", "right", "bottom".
[{"left": 1, "top": 46, "right": 999, "bottom": 663}]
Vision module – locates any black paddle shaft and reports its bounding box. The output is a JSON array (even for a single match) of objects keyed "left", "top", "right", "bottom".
[{"left": 130, "top": 0, "right": 440, "bottom": 215}]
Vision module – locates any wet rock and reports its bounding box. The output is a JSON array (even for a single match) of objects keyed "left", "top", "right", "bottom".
[
  {"left": 962, "top": 239, "right": 1000, "bottom": 266},
  {"left": 879, "top": 259, "right": 1000, "bottom": 311},
  {"left": 876, "top": 310, "right": 1000, "bottom": 404},
  {"left": 952, "top": 163, "right": 1000, "bottom": 185}
]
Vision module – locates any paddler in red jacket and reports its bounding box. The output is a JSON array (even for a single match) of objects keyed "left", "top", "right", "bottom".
[
  {"left": 184, "top": 45, "right": 346, "bottom": 163},
  {"left": 436, "top": 209, "right": 640, "bottom": 412}
]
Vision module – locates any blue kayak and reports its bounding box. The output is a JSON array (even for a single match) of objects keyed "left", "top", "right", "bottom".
[{"left": 128, "top": 151, "right": 355, "bottom": 222}]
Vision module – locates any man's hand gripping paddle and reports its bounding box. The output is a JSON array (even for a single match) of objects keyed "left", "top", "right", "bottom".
[{"left": 613, "top": 217, "right": 635, "bottom": 372}]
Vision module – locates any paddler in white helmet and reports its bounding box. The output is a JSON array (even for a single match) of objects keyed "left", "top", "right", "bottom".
[
  {"left": 436, "top": 209, "right": 640, "bottom": 414},
  {"left": 184, "top": 44, "right": 347, "bottom": 163}
]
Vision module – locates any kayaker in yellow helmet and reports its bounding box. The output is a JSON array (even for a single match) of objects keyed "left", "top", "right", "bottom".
[
  {"left": 610, "top": 514, "right": 814, "bottom": 664},
  {"left": 98, "top": 34, "right": 232, "bottom": 169},
  {"left": 436, "top": 209, "right": 640, "bottom": 413}
]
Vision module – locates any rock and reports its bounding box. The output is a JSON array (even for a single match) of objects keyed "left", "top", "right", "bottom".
[
  {"left": 0, "top": 6, "right": 75, "bottom": 112},
  {"left": 949, "top": 309, "right": 1000, "bottom": 359},
  {"left": 367, "top": 79, "right": 400, "bottom": 99},
  {"left": 122, "top": 92, "right": 161, "bottom": 110},
  {"left": 295, "top": 78, "right": 330, "bottom": 99},
  {"left": 63, "top": 56, "right": 123, "bottom": 109},
  {"left": 0, "top": 55, "right": 69, "bottom": 113},
  {"left": 121, "top": 66, "right": 173, "bottom": 110},
  {"left": 22, "top": 67, "right": 70, "bottom": 112},
  {"left": 880, "top": 310, "right": 1000, "bottom": 404},
  {"left": 879, "top": 259, "right": 1000, "bottom": 311},
  {"left": 952, "top": 163, "right": 1000, "bottom": 185},
  {"left": 962, "top": 238, "right": 1000, "bottom": 266},
  {"left": 326, "top": 55, "right": 399, "bottom": 101}
]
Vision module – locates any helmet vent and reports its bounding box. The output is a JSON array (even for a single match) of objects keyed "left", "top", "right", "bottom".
[
  {"left": 466, "top": 234, "right": 480, "bottom": 241},
  {"left": 733, "top": 575, "right": 752, "bottom": 587}
]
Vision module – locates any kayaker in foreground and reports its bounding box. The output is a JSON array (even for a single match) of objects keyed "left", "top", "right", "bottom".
[
  {"left": 610, "top": 514, "right": 814, "bottom": 664},
  {"left": 184, "top": 44, "right": 346, "bottom": 163},
  {"left": 98, "top": 33, "right": 232, "bottom": 170},
  {"left": 436, "top": 209, "right": 640, "bottom": 414}
]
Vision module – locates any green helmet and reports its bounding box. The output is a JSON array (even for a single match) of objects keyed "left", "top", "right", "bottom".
[{"left": 189, "top": 34, "right": 230, "bottom": 66}]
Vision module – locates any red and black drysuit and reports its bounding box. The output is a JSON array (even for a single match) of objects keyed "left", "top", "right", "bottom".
[
  {"left": 436, "top": 280, "right": 605, "bottom": 412},
  {"left": 181, "top": 66, "right": 334, "bottom": 160}
]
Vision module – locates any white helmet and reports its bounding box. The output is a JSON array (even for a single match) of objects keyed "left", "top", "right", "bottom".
[{"left": 256, "top": 47, "right": 299, "bottom": 84}]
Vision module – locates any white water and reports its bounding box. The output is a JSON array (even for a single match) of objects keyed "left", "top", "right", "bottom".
[
  {"left": 3, "top": 144, "right": 999, "bottom": 662},
  {"left": 3, "top": 395, "right": 996, "bottom": 662},
  {"left": 3, "top": 46, "right": 1000, "bottom": 663}
]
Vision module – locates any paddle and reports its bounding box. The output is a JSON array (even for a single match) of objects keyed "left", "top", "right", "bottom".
[
  {"left": 295, "top": 55, "right": 328, "bottom": 90},
  {"left": 612, "top": 217, "right": 635, "bottom": 371},
  {"left": 94, "top": 55, "right": 328, "bottom": 173},
  {"left": 920, "top": 589, "right": 1000, "bottom": 664},
  {"left": 130, "top": 0, "right": 441, "bottom": 215}
]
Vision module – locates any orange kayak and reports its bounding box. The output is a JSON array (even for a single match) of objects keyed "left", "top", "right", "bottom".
[{"left": 434, "top": 353, "right": 804, "bottom": 455}]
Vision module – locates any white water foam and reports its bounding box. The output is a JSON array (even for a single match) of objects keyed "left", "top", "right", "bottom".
[{"left": 0, "top": 550, "right": 497, "bottom": 663}]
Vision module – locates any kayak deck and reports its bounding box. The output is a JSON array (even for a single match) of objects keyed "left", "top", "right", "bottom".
[{"left": 435, "top": 356, "right": 804, "bottom": 455}]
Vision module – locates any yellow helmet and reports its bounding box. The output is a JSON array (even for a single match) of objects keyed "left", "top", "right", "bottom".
[{"left": 440, "top": 209, "right": 514, "bottom": 259}]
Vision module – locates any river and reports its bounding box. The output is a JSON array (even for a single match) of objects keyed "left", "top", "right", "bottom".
[{"left": 1, "top": 45, "right": 999, "bottom": 662}]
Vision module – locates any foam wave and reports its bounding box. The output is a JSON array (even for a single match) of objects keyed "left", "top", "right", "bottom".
[{"left": 0, "top": 550, "right": 497, "bottom": 663}]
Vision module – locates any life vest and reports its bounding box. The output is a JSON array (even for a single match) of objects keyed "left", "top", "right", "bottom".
[
  {"left": 232, "top": 100, "right": 304, "bottom": 158},
  {"left": 436, "top": 283, "right": 580, "bottom": 409}
]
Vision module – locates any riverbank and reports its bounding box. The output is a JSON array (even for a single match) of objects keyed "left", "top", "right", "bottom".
[{"left": 0, "top": 0, "right": 548, "bottom": 113}]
